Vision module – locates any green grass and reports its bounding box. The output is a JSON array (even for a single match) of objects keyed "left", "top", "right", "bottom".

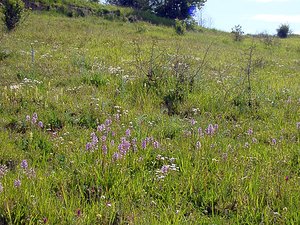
[
  {"left": 0, "top": 10, "right": 299, "bottom": 224},
  {"left": 21, "top": 0, "right": 174, "bottom": 27}
]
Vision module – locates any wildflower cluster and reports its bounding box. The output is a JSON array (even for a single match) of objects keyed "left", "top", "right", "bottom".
[
  {"left": 245, "top": 128, "right": 258, "bottom": 146},
  {"left": 108, "top": 66, "right": 124, "bottom": 75},
  {"left": 141, "top": 137, "right": 160, "bottom": 150},
  {"left": 205, "top": 124, "right": 218, "bottom": 136},
  {"left": 188, "top": 120, "right": 219, "bottom": 149},
  {"left": 0, "top": 159, "right": 36, "bottom": 192},
  {"left": 9, "top": 78, "right": 42, "bottom": 90},
  {"left": 25, "top": 112, "right": 44, "bottom": 128},
  {"left": 85, "top": 113, "right": 161, "bottom": 162},
  {"left": 189, "top": 119, "right": 219, "bottom": 137}
]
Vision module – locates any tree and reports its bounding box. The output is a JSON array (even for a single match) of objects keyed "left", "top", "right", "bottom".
[
  {"left": 154, "top": 0, "right": 205, "bottom": 20},
  {"left": 277, "top": 24, "right": 290, "bottom": 38}
]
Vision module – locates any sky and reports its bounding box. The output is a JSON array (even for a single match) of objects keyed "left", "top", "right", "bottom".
[{"left": 198, "top": 0, "right": 300, "bottom": 35}]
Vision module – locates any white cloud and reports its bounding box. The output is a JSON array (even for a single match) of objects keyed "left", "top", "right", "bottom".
[{"left": 252, "top": 14, "right": 300, "bottom": 23}]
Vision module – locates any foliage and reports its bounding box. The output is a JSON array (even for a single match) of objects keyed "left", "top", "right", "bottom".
[
  {"left": 277, "top": 23, "right": 290, "bottom": 38},
  {"left": 184, "top": 18, "right": 199, "bottom": 31},
  {"left": 231, "top": 24, "right": 244, "bottom": 41},
  {"left": 16, "top": 0, "right": 176, "bottom": 26},
  {"left": 154, "top": 0, "right": 206, "bottom": 20},
  {"left": 1, "top": 0, "right": 24, "bottom": 31},
  {"left": 0, "top": 11, "right": 300, "bottom": 224},
  {"left": 175, "top": 19, "right": 186, "bottom": 35},
  {"left": 107, "top": 0, "right": 206, "bottom": 20}
]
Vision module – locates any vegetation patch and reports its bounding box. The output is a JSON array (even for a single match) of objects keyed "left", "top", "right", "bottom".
[{"left": 0, "top": 7, "right": 299, "bottom": 224}]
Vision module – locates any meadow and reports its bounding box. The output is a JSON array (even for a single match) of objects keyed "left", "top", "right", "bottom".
[{"left": 0, "top": 10, "right": 300, "bottom": 224}]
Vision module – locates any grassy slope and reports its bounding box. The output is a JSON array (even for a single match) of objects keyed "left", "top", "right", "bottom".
[{"left": 0, "top": 11, "right": 300, "bottom": 224}]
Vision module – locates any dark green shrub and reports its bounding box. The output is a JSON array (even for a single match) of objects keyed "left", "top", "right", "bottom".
[
  {"left": 1, "top": 0, "right": 24, "bottom": 31},
  {"left": 277, "top": 24, "right": 290, "bottom": 38}
]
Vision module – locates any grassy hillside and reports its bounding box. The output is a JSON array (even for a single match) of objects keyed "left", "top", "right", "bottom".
[{"left": 0, "top": 11, "right": 300, "bottom": 224}]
